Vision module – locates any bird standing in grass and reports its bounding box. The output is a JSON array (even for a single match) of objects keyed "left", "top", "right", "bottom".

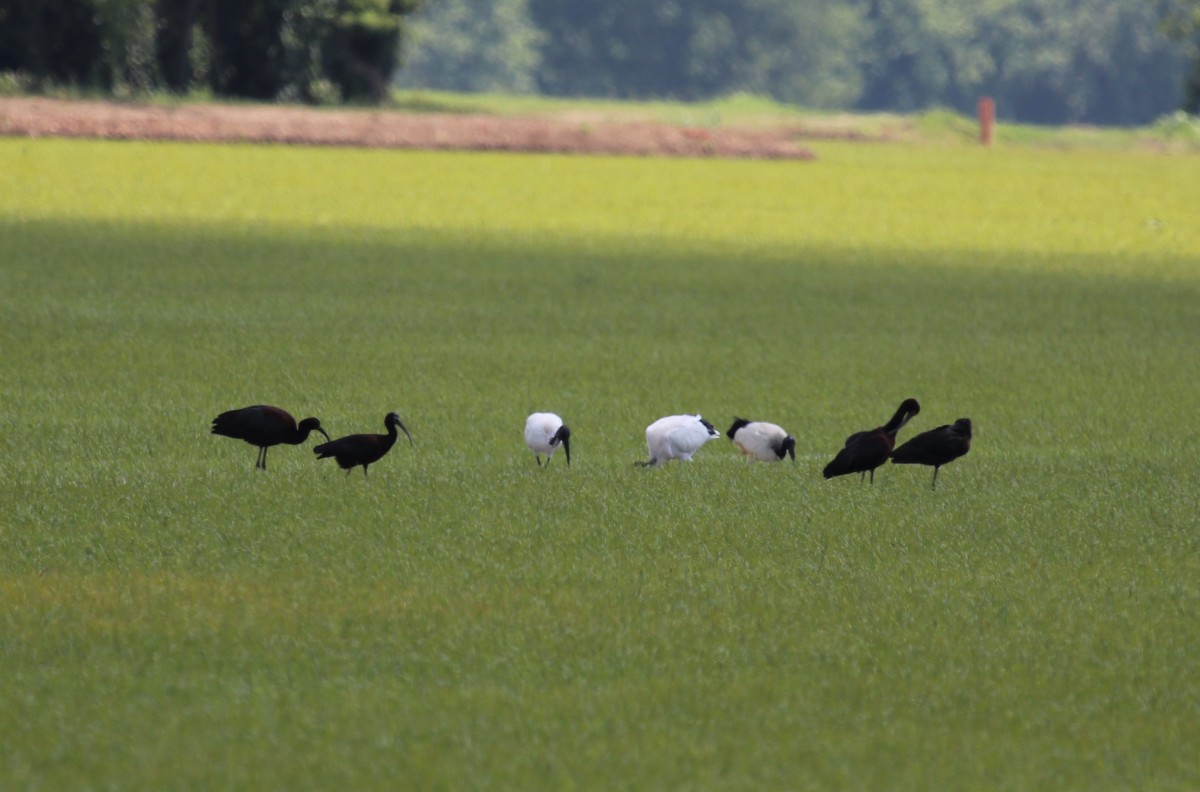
[
  {"left": 313, "top": 411, "right": 411, "bottom": 477},
  {"left": 891, "top": 417, "right": 973, "bottom": 489},
  {"left": 211, "top": 405, "right": 330, "bottom": 470},
  {"left": 822, "top": 398, "right": 921, "bottom": 484},
  {"left": 726, "top": 418, "right": 796, "bottom": 462},
  {"left": 525, "top": 412, "right": 572, "bottom": 467},
  {"left": 637, "top": 414, "right": 721, "bottom": 467}
]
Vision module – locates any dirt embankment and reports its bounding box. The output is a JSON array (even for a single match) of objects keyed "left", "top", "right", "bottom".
[{"left": 0, "top": 97, "right": 818, "bottom": 160}]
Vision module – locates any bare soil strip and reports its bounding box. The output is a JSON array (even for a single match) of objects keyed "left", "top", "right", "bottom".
[{"left": 0, "top": 97, "right": 817, "bottom": 159}]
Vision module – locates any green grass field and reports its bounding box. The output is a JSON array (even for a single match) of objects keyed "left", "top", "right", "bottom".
[
  {"left": 2, "top": 134, "right": 1199, "bottom": 789},
  {"left": 387, "top": 89, "right": 1200, "bottom": 151}
]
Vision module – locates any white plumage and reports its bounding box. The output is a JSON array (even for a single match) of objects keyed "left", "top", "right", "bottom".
[
  {"left": 725, "top": 417, "right": 796, "bottom": 462},
  {"left": 638, "top": 414, "right": 721, "bottom": 466},
  {"left": 525, "top": 412, "right": 571, "bottom": 466}
]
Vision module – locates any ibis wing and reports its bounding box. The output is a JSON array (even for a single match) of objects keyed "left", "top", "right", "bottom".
[
  {"left": 891, "top": 425, "right": 962, "bottom": 464},
  {"left": 211, "top": 405, "right": 294, "bottom": 444},
  {"left": 823, "top": 432, "right": 888, "bottom": 478},
  {"left": 664, "top": 427, "right": 690, "bottom": 459},
  {"left": 823, "top": 444, "right": 860, "bottom": 478},
  {"left": 314, "top": 434, "right": 366, "bottom": 459}
]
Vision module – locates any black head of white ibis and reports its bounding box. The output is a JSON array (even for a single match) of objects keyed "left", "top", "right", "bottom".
[
  {"left": 726, "top": 417, "right": 752, "bottom": 441},
  {"left": 891, "top": 417, "right": 972, "bottom": 489},
  {"left": 727, "top": 417, "right": 797, "bottom": 462},
  {"left": 822, "top": 398, "right": 920, "bottom": 484},
  {"left": 554, "top": 424, "right": 572, "bottom": 466},
  {"left": 313, "top": 411, "right": 411, "bottom": 478},
  {"left": 211, "top": 404, "right": 330, "bottom": 470}
]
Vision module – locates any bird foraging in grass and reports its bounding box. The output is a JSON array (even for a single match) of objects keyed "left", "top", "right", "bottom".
[
  {"left": 637, "top": 414, "right": 721, "bottom": 467},
  {"left": 822, "top": 398, "right": 920, "bottom": 484},
  {"left": 726, "top": 417, "right": 796, "bottom": 462},
  {"left": 525, "top": 412, "right": 571, "bottom": 467},
  {"left": 313, "top": 411, "right": 411, "bottom": 478},
  {"left": 891, "top": 417, "right": 972, "bottom": 489},
  {"left": 211, "top": 404, "right": 330, "bottom": 470}
]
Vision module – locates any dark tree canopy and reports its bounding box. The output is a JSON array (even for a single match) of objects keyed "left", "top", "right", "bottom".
[
  {"left": 0, "top": 0, "right": 105, "bottom": 88},
  {"left": 0, "top": 0, "right": 421, "bottom": 103},
  {"left": 1157, "top": 0, "right": 1200, "bottom": 111}
]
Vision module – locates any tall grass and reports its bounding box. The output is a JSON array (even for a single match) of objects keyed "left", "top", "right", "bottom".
[{"left": 1, "top": 137, "right": 1198, "bottom": 789}]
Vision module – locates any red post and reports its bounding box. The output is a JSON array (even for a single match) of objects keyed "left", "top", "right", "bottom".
[{"left": 978, "top": 96, "right": 996, "bottom": 147}]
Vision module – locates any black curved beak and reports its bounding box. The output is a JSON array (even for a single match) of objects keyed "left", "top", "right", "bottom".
[
  {"left": 398, "top": 419, "right": 413, "bottom": 446},
  {"left": 317, "top": 427, "right": 331, "bottom": 442},
  {"left": 562, "top": 435, "right": 571, "bottom": 466}
]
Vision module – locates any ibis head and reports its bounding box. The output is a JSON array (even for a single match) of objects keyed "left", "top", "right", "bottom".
[
  {"left": 554, "top": 424, "right": 572, "bottom": 466},
  {"left": 298, "top": 417, "right": 331, "bottom": 443},
  {"left": 387, "top": 411, "right": 413, "bottom": 446}
]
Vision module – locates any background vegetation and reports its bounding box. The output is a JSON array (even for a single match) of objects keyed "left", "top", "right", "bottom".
[
  {"left": 0, "top": 0, "right": 419, "bottom": 102},
  {"left": 402, "top": 0, "right": 1200, "bottom": 124},
  {"left": 1, "top": 134, "right": 1198, "bottom": 788},
  {"left": 3, "top": 0, "right": 1200, "bottom": 123}
]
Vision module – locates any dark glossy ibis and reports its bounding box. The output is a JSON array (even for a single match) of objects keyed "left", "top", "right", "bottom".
[
  {"left": 822, "top": 398, "right": 921, "bottom": 484},
  {"left": 211, "top": 405, "right": 330, "bottom": 470},
  {"left": 313, "top": 411, "right": 412, "bottom": 477},
  {"left": 891, "top": 417, "right": 972, "bottom": 489}
]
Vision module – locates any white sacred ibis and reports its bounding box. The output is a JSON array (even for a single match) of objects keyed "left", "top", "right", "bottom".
[
  {"left": 524, "top": 412, "right": 571, "bottom": 466},
  {"left": 726, "top": 417, "right": 796, "bottom": 462},
  {"left": 637, "top": 414, "right": 721, "bottom": 467}
]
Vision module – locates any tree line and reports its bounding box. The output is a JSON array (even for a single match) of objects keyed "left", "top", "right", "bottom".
[
  {"left": 403, "top": 0, "right": 1200, "bottom": 126},
  {"left": 2, "top": 0, "right": 1198, "bottom": 125},
  {"left": 0, "top": 0, "right": 418, "bottom": 103}
]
